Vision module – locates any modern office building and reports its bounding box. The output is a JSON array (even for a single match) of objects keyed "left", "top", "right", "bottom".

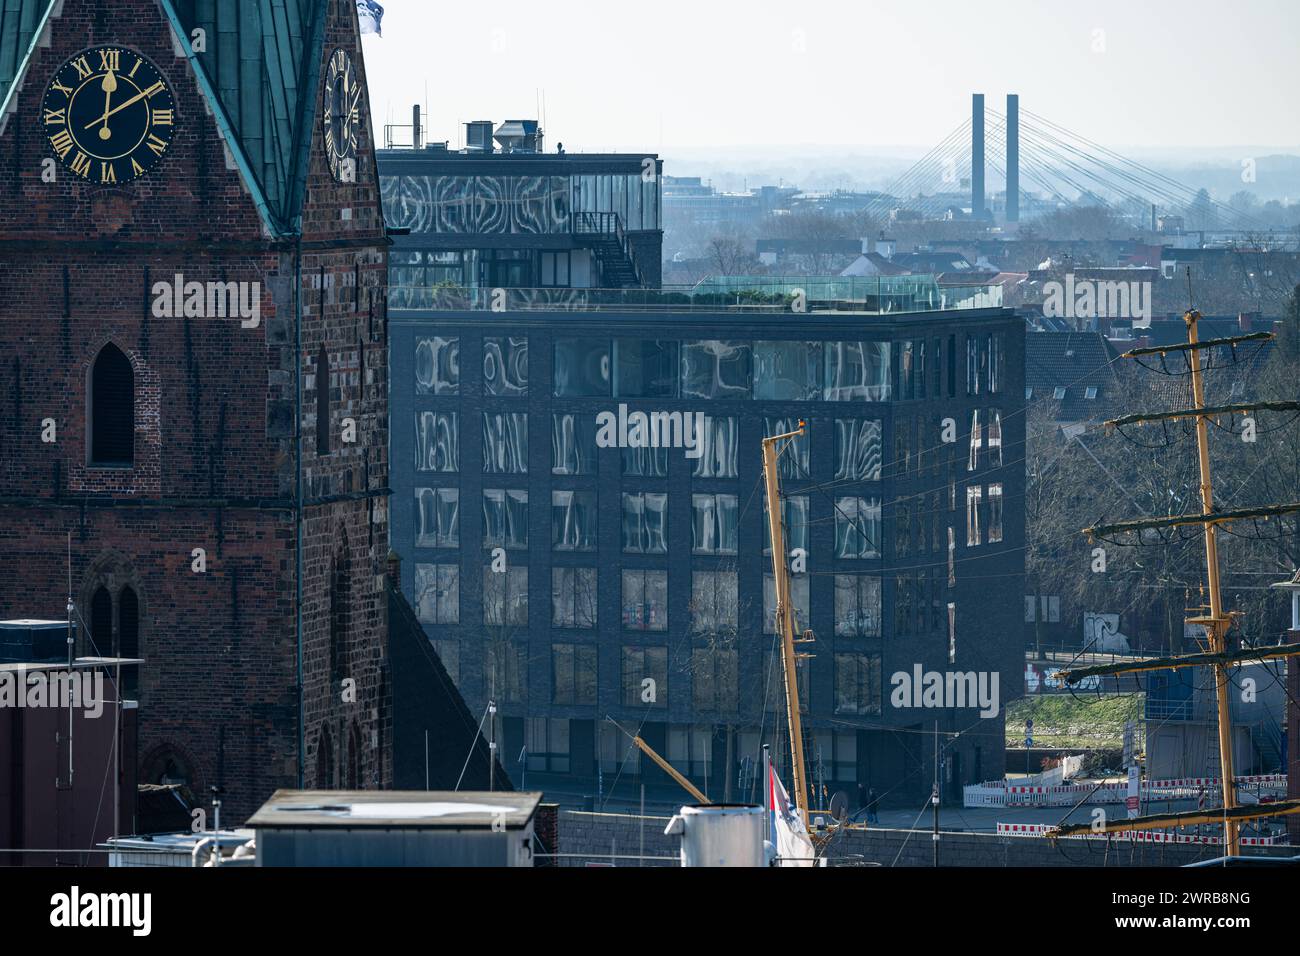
[
  {"left": 386, "top": 279, "right": 1023, "bottom": 808},
  {"left": 378, "top": 131, "right": 663, "bottom": 301}
]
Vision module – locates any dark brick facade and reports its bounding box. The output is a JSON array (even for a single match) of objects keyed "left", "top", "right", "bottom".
[
  {"left": 389, "top": 306, "right": 1024, "bottom": 806},
  {"left": 0, "top": 0, "right": 390, "bottom": 821}
]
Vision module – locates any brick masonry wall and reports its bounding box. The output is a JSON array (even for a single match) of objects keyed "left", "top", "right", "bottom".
[
  {"left": 0, "top": 0, "right": 391, "bottom": 820},
  {"left": 556, "top": 810, "right": 1294, "bottom": 867}
]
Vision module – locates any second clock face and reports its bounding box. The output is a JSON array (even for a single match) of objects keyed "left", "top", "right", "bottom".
[
  {"left": 42, "top": 46, "right": 177, "bottom": 184},
  {"left": 322, "top": 48, "right": 360, "bottom": 182}
]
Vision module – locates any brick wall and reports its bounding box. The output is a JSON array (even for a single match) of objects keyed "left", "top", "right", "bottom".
[{"left": 0, "top": 0, "right": 391, "bottom": 821}]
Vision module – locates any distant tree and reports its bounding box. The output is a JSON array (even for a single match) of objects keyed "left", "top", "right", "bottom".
[
  {"left": 1184, "top": 188, "right": 1219, "bottom": 232},
  {"left": 705, "top": 234, "right": 760, "bottom": 276},
  {"left": 1032, "top": 205, "right": 1127, "bottom": 241},
  {"left": 1228, "top": 190, "right": 1259, "bottom": 213}
]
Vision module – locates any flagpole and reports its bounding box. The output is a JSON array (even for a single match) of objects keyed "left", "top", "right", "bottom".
[{"left": 762, "top": 744, "right": 772, "bottom": 854}]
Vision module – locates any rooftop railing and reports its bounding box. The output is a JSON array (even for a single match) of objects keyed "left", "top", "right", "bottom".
[{"left": 386, "top": 276, "right": 1004, "bottom": 314}]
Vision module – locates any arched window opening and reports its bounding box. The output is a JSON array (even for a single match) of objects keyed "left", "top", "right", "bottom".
[
  {"left": 316, "top": 728, "right": 334, "bottom": 789},
  {"left": 89, "top": 587, "right": 113, "bottom": 656},
  {"left": 89, "top": 344, "right": 134, "bottom": 466},
  {"left": 346, "top": 724, "right": 361, "bottom": 790}
]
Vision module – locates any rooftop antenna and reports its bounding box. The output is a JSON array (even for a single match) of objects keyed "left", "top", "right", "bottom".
[{"left": 66, "top": 531, "right": 74, "bottom": 789}]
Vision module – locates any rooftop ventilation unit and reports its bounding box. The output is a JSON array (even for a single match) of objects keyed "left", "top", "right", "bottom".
[
  {"left": 464, "top": 120, "right": 494, "bottom": 153},
  {"left": 493, "top": 120, "right": 542, "bottom": 154}
]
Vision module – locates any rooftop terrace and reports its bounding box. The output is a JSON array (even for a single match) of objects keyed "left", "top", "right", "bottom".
[{"left": 387, "top": 275, "right": 1005, "bottom": 314}]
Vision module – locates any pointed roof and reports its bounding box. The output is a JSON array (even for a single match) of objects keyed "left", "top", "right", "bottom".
[
  {"left": 163, "top": 0, "right": 329, "bottom": 237},
  {"left": 0, "top": 1, "right": 58, "bottom": 120},
  {"left": 0, "top": 1, "right": 331, "bottom": 237}
]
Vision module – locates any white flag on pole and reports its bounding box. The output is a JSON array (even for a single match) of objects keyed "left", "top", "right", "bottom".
[
  {"left": 767, "top": 758, "right": 815, "bottom": 867},
  {"left": 357, "top": 1, "right": 384, "bottom": 36}
]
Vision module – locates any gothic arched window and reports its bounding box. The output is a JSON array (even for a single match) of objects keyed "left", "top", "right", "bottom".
[{"left": 89, "top": 344, "right": 134, "bottom": 466}]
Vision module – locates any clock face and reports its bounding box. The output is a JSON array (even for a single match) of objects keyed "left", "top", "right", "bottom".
[
  {"left": 41, "top": 46, "right": 177, "bottom": 184},
  {"left": 322, "top": 48, "right": 360, "bottom": 182}
]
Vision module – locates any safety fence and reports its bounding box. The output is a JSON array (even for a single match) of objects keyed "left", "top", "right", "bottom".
[
  {"left": 966, "top": 774, "right": 1287, "bottom": 808},
  {"left": 995, "top": 822, "right": 1281, "bottom": 846}
]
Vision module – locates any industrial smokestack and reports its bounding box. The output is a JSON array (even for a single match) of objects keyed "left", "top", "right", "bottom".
[
  {"left": 1006, "top": 94, "right": 1019, "bottom": 223},
  {"left": 412, "top": 104, "right": 422, "bottom": 149},
  {"left": 972, "top": 94, "right": 985, "bottom": 220}
]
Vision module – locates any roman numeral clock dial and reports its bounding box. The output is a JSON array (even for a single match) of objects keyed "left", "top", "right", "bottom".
[
  {"left": 323, "top": 48, "right": 360, "bottom": 182},
  {"left": 41, "top": 46, "right": 177, "bottom": 184}
]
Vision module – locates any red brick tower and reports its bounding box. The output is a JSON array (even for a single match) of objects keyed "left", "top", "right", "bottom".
[{"left": 0, "top": 0, "right": 390, "bottom": 821}]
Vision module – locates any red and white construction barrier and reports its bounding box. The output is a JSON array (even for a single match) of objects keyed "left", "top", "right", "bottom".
[
  {"left": 995, "top": 823, "right": 1280, "bottom": 846},
  {"left": 965, "top": 774, "right": 1287, "bottom": 809}
]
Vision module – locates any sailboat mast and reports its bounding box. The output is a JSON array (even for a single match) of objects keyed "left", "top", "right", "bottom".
[
  {"left": 1185, "top": 309, "right": 1240, "bottom": 855},
  {"left": 762, "top": 424, "right": 810, "bottom": 828}
]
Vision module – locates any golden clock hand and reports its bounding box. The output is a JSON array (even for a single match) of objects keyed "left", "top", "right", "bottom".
[
  {"left": 98, "top": 70, "right": 118, "bottom": 140},
  {"left": 84, "top": 83, "right": 151, "bottom": 130}
]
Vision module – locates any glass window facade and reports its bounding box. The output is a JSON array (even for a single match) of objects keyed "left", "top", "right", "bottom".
[
  {"left": 415, "top": 336, "right": 459, "bottom": 394},
  {"left": 681, "top": 340, "right": 752, "bottom": 400},
  {"left": 552, "top": 567, "right": 598, "bottom": 628},
  {"left": 825, "top": 341, "right": 891, "bottom": 401},
  {"left": 691, "top": 493, "right": 738, "bottom": 555},
  {"left": 621, "top": 492, "right": 668, "bottom": 553},
  {"left": 552, "top": 413, "right": 597, "bottom": 475},
  {"left": 622, "top": 569, "right": 667, "bottom": 631},
  {"left": 483, "top": 412, "right": 528, "bottom": 474},
  {"left": 552, "top": 644, "right": 597, "bottom": 706},
  {"left": 835, "top": 497, "right": 882, "bottom": 558},
  {"left": 754, "top": 341, "right": 822, "bottom": 401},
  {"left": 484, "top": 566, "right": 529, "bottom": 627},
  {"left": 613, "top": 339, "right": 679, "bottom": 398},
  {"left": 692, "top": 416, "right": 738, "bottom": 479},
  {"left": 483, "top": 489, "right": 528, "bottom": 549},
  {"left": 834, "top": 419, "right": 882, "bottom": 481},
  {"left": 834, "top": 574, "right": 882, "bottom": 638},
  {"left": 390, "top": 309, "right": 1021, "bottom": 794},
  {"left": 414, "top": 563, "right": 459, "bottom": 625},
  {"left": 554, "top": 338, "right": 611, "bottom": 397},
  {"left": 483, "top": 336, "right": 528, "bottom": 396},
  {"left": 621, "top": 645, "right": 668, "bottom": 708},
  {"left": 415, "top": 487, "right": 459, "bottom": 548},
  {"left": 834, "top": 652, "right": 882, "bottom": 715},
  {"left": 690, "top": 570, "right": 738, "bottom": 634},
  {"left": 415, "top": 412, "right": 459, "bottom": 472},
  {"left": 552, "top": 490, "right": 598, "bottom": 552}
]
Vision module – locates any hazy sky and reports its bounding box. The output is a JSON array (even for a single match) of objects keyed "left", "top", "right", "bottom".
[{"left": 360, "top": 0, "right": 1300, "bottom": 155}]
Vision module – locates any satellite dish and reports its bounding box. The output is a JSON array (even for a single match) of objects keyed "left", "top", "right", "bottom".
[{"left": 829, "top": 791, "right": 849, "bottom": 824}]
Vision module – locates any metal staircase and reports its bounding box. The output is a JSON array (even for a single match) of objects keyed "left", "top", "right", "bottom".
[{"left": 573, "top": 212, "right": 644, "bottom": 288}]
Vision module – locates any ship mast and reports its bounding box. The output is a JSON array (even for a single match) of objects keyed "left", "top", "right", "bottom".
[
  {"left": 762, "top": 422, "right": 812, "bottom": 828},
  {"left": 1056, "top": 309, "right": 1300, "bottom": 853}
]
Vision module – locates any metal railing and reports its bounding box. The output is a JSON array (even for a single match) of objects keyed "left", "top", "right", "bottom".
[{"left": 387, "top": 278, "right": 1004, "bottom": 315}]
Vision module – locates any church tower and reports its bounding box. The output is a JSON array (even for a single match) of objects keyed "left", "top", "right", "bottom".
[{"left": 0, "top": 0, "right": 390, "bottom": 820}]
